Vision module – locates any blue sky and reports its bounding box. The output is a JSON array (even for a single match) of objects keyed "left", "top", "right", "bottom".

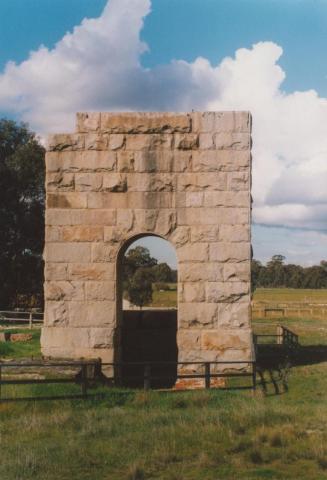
[{"left": 0, "top": 0, "right": 326, "bottom": 267}]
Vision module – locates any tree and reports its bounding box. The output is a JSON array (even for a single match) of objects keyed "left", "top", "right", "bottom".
[
  {"left": 126, "top": 268, "right": 153, "bottom": 308},
  {"left": 123, "top": 246, "right": 157, "bottom": 278},
  {"left": 151, "top": 262, "right": 173, "bottom": 282},
  {"left": 0, "top": 119, "right": 45, "bottom": 308}
]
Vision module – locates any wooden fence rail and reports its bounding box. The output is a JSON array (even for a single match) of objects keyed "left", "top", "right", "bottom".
[
  {"left": 0, "top": 311, "right": 43, "bottom": 328},
  {"left": 0, "top": 359, "right": 257, "bottom": 402}
]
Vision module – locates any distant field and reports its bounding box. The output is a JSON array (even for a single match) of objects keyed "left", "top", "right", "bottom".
[{"left": 253, "top": 288, "right": 327, "bottom": 304}]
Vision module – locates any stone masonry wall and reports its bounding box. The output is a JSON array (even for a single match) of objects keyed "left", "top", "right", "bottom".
[{"left": 41, "top": 112, "right": 253, "bottom": 369}]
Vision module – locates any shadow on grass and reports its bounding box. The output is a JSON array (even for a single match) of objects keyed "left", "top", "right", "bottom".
[{"left": 256, "top": 343, "right": 327, "bottom": 396}]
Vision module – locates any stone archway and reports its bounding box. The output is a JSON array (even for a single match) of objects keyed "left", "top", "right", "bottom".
[
  {"left": 42, "top": 112, "right": 254, "bottom": 380},
  {"left": 116, "top": 234, "right": 178, "bottom": 387}
]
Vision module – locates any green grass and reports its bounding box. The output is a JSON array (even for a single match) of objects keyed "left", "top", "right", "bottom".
[
  {"left": 1, "top": 290, "right": 327, "bottom": 479},
  {"left": 253, "top": 288, "right": 327, "bottom": 304},
  {"left": 149, "top": 289, "right": 177, "bottom": 308},
  {"left": 0, "top": 328, "right": 41, "bottom": 359},
  {"left": 1, "top": 363, "right": 327, "bottom": 480}
]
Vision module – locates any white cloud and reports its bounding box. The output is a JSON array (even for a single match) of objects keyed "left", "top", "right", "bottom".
[{"left": 0, "top": 0, "right": 326, "bottom": 235}]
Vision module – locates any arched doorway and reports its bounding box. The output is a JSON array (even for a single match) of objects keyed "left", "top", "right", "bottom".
[{"left": 116, "top": 234, "right": 178, "bottom": 388}]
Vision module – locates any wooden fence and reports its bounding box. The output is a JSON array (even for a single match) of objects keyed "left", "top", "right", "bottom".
[
  {"left": 253, "top": 324, "right": 299, "bottom": 350},
  {"left": 0, "top": 310, "right": 43, "bottom": 328},
  {"left": 252, "top": 303, "right": 327, "bottom": 319},
  {"left": 0, "top": 359, "right": 257, "bottom": 402}
]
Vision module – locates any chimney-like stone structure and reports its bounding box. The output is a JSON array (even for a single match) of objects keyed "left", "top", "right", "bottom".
[{"left": 42, "top": 112, "right": 254, "bottom": 376}]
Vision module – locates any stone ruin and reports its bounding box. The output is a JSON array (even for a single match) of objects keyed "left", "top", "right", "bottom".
[{"left": 41, "top": 111, "right": 254, "bottom": 384}]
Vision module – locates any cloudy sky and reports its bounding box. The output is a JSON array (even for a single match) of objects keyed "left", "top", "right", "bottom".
[{"left": 0, "top": 0, "right": 326, "bottom": 267}]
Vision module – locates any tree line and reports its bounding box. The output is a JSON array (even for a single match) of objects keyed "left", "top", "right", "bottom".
[{"left": 252, "top": 255, "right": 327, "bottom": 290}]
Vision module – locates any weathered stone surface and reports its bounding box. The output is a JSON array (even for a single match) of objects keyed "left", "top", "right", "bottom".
[
  {"left": 101, "top": 112, "right": 191, "bottom": 133},
  {"left": 75, "top": 173, "right": 102, "bottom": 192},
  {"left": 76, "top": 112, "right": 101, "bottom": 133},
  {"left": 209, "top": 242, "right": 250, "bottom": 262},
  {"left": 85, "top": 281, "right": 115, "bottom": 301},
  {"left": 47, "top": 193, "right": 87, "bottom": 209},
  {"left": 192, "top": 111, "right": 251, "bottom": 133},
  {"left": 179, "top": 302, "right": 218, "bottom": 328},
  {"left": 205, "top": 282, "right": 249, "bottom": 303},
  {"left": 193, "top": 150, "right": 250, "bottom": 172},
  {"left": 68, "top": 263, "right": 115, "bottom": 281},
  {"left": 217, "top": 303, "right": 250, "bottom": 328},
  {"left": 102, "top": 173, "right": 127, "bottom": 192},
  {"left": 43, "top": 111, "right": 253, "bottom": 370},
  {"left": 62, "top": 226, "right": 103, "bottom": 242},
  {"left": 45, "top": 281, "right": 84, "bottom": 301}
]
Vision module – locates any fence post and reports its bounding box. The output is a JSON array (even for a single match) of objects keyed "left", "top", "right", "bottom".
[
  {"left": 29, "top": 312, "right": 32, "bottom": 329},
  {"left": 204, "top": 362, "right": 211, "bottom": 389},
  {"left": 144, "top": 364, "right": 151, "bottom": 391},
  {"left": 81, "top": 364, "right": 88, "bottom": 397},
  {"left": 0, "top": 364, "right": 2, "bottom": 401},
  {"left": 276, "top": 325, "right": 283, "bottom": 344},
  {"left": 252, "top": 362, "right": 257, "bottom": 391}
]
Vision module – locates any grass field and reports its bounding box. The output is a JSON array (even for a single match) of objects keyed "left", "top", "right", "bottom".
[
  {"left": 1, "top": 289, "right": 327, "bottom": 479},
  {"left": 253, "top": 288, "right": 327, "bottom": 304}
]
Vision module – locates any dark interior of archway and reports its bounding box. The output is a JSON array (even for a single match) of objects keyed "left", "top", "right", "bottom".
[{"left": 116, "top": 236, "right": 178, "bottom": 388}]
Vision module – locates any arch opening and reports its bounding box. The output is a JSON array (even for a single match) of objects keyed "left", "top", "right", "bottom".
[{"left": 115, "top": 234, "right": 178, "bottom": 388}]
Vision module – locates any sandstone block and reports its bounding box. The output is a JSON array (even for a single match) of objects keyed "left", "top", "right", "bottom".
[
  {"left": 45, "top": 243, "right": 91, "bottom": 263},
  {"left": 134, "top": 151, "right": 173, "bottom": 172},
  {"left": 89, "top": 327, "right": 114, "bottom": 348},
  {"left": 101, "top": 112, "right": 191, "bottom": 133},
  {"left": 192, "top": 111, "right": 251, "bottom": 133},
  {"left": 127, "top": 173, "right": 175, "bottom": 192},
  {"left": 177, "top": 330, "right": 201, "bottom": 350},
  {"left": 45, "top": 281, "right": 84, "bottom": 301},
  {"left": 199, "top": 133, "right": 214, "bottom": 150},
  {"left": 45, "top": 301, "right": 69, "bottom": 327},
  {"left": 76, "top": 112, "right": 101, "bottom": 133},
  {"left": 174, "top": 133, "right": 199, "bottom": 150},
  {"left": 87, "top": 192, "right": 128, "bottom": 209},
  {"left": 47, "top": 193, "right": 87, "bottom": 209},
  {"left": 47, "top": 172, "right": 74, "bottom": 191},
  {"left": 217, "top": 303, "right": 250, "bottom": 328},
  {"left": 177, "top": 173, "right": 226, "bottom": 191},
  {"left": 214, "top": 132, "right": 250, "bottom": 150},
  {"left": 179, "top": 302, "right": 218, "bottom": 328},
  {"left": 109, "top": 134, "right": 125, "bottom": 150},
  {"left": 169, "top": 226, "right": 190, "bottom": 247},
  {"left": 45, "top": 263, "right": 68, "bottom": 281},
  {"left": 190, "top": 225, "right": 219, "bottom": 242},
  {"left": 154, "top": 209, "right": 177, "bottom": 236},
  {"left": 205, "top": 282, "right": 249, "bottom": 303},
  {"left": 177, "top": 243, "right": 209, "bottom": 262},
  {"left": 85, "top": 133, "right": 108, "bottom": 150},
  {"left": 75, "top": 173, "right": 102, "bottom": 192},
  {"left": 45, "top": 226, "right": 61, "bottom": 242},
  {"left": 117, "top": 151, "right": 135, "bottom": 172},
  {"left": 209, "top": 242, "right": 250, "bottom": 262},
  {"left": 179, "top": 263, "right": 223, "bottom": 282},
  {"left": 204, "top": 191, "right": 249, "bottom": 208},
  {"left": 50, "top": 151, "right": 116, "bottom": 173},
  {"left": 201, "top": 328, "right": 252, "bottom": 351},
  {"left": 62, "top": 226, "right": 103, "bottom": 242},
  {"left": 91, "top": 243, "right": 118, "bottom": 262},
  {"left": 68, "top": 263, "right": 115, "bottom": 281},
  {"left": 227, "top": 172, "right": 250, "bottom": 191},
  {"left": 125, "top": 134, "right": 172, "bottom": 151},
  {"left": 69, "top": 301, "right": 115, "bottom": 327},
  {"left": 224, "top": 262, "right": 250, "bottom": 282},
  {"left": 172, "top": 151, "right": 192, "bottom": 172},
  {"left": 69, "top": 209, "right": 116, "bottom": 226},
  {"left": 102, "top": 173, "right": 127, "bottom": 192},
  {"left": 193, "top": 150, "right": 250, "bottom": 172},
  {"left": 85, "top": 281, "right": 115, "bottom": 301},
  {"left": 182, "top": 282, "right": 205, "bottom": 302},
  {"left": 185, "top": 192, "right": 204, "bottom": 207},
  {"left": 48, "top": 134, "right": 85, "bottom": 151},
  {"left": 117, "top": 209, "right": 135, "bottom": 232},
  {"left": 219, "top": 225, "right": 250, "bottom": 242}
]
